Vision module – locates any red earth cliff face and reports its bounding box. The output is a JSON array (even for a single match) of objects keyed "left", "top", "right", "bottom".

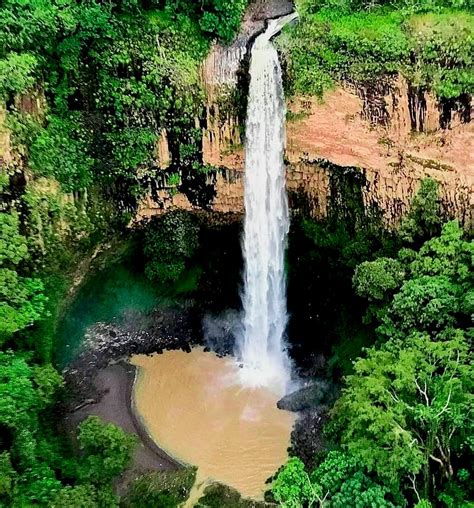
[{"left": 138, "top": 75, "right": 473, "bottom": 230}]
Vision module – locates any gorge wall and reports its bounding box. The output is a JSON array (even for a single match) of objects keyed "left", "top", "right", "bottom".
[
  {"left": 137, "top": 7, "right": 473, "bottom": 230},
  {"left": 1, "top": 1, "right": 472, "bottom": 231}
]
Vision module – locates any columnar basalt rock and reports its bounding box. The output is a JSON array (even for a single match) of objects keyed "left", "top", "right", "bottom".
[
  {"left": 139, "top": 72, "right": 473, "bottom": 229},
  {"left": 283, "top": 83, "right": 473, "bottom": 227},
  {"left": 0, "top": 106, "right": 12, "bottom": 167},
  {"left": 133, "top": 1, "right": 471, "bottom": 227}
]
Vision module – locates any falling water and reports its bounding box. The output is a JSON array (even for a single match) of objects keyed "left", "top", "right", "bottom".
[{"left": 237, "top": 13, "right": 298, "bottom": 395}]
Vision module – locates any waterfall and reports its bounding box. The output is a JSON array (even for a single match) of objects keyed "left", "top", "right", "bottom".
[{"left": 236, "top": 13, "right": 298, "bottom": 395}]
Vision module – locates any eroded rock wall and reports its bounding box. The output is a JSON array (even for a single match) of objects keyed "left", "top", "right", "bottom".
[
  {"left": 284, "top": 82, "right": 473, "bottom": 227},
  {"left": 139, "top": 68, "right": 473, "bottom": 229}
]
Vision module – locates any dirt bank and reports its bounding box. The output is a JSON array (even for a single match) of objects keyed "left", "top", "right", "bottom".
[
  {"left": 65, "top": 361, "right": 180, "bottom": 494},
  {"left": 62, "top": 309, "right": 200, "bottom": 493}
]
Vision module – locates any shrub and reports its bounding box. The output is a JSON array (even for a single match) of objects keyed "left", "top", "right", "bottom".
[
  {"left": 77, "top": 416, "right": 137, "bottom": 484},
  {"left": 123, "top": 467, "right": 197, "bottom": 507},
  {"left": 143, "top": 211, "right": 199, "bottom": 285}
]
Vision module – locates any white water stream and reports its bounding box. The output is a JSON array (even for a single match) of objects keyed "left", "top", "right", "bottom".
[{"left": 237, "top": 13, "right": 298, "bottom": 395}]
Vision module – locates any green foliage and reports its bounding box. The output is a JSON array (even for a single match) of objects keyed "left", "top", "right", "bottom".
[
  {"left": 0, "top": 53, "right": 38, "bottom": 98},
  {"left": 352, "top": 202, "right": 473, "bottom": 341},
  {"left": 1, "top": 0, "right": 222, "bottom": 222},
  {"left": 144, "top": 210, "right": 200, "bottom": 285},
  {"left": 378, "top": 221, "right": 472, "bottom": 340},
  {"left": 403, "top": 12, "right": 474, "bottom": 99},
  {"left": 22, "top": 178, "right": 96, "bottom": 265},
  {"left": 163, "top": 0, "right": 247, "bottom": 42},
  {"left": 0, "top": 212, "right": 46, "bottom": 343},
  {"left": 408, "top": 220, "right": 473, "bottom": 281},
  {"left": 104, "top": 128, "right": 156, "bottom": 177},
  {"left": 0, "top": 212, "right": 29, "bottom": 267},
  {"left": 313, "top": 451, "right": 396, "bottom": 507},
  {"left": 0, "top": 351, "right": 66, "bottom": 506},
  {"left": 272, "top": 457, "right": 319, "bottom": 507},
  {"left": 197, "top": 0, "right": 247, "bottom": 42},
  {"left": 273, "top": 452, "right": 396, "bottom": 507},
  {"left": 353, "top": 257, "right": 405, "bottom": 301},
  {"left": 51, "top": 484, "right": 118, "bottom": 508},
  {"left": 278, "top": 3, "right": 473, "bottom": 100},
  {"left": 305, "top": 177, "right": 472, "bottom": 505},
  {"left": 0, "top": 347, "right": 132, "bottom": 505},
  {"left": 195, "top": 482, "right": 266, "bottom": 507},
  {"left": 0, "top": 270, "right": 46, "bottom": 342},
  {"left": 415, "top": 500, "right": 433, "bottom": 508},
  {"left": 329, "top": 219, "right": 474, "bottom": 504},
  {"left": 399, "top": 179, "right": 442, "bottom": 245},
  {"left": 32, "top": 363, "right": 64, "bottom": 405},
  {"left": 77, "top": 416, "right": 137, "bottom": 484},
  {"left": 380, "top": 274, "right": 460, "bottom": 334},
  {"left": 334, "top": 330, "right": 472, "bottom": 495},
  {"left": 0, "top": 0, "right": 245, "bottom": 506},
  {"left": 29, "top": 114, "right": 94, "bottom": 192},
  {"left": 0, "top": 351, "right": 62, "bottom": 434},
  {"left": 0, "top": 452, "right": 15, "bottom": 501},
  {"left": 123, "top": 467, "right": 197, "bottom": 507}
]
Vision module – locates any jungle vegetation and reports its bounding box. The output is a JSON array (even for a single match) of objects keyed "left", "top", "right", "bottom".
[{"left": 0, "top": 0, "right": 472, "bottom": 506}]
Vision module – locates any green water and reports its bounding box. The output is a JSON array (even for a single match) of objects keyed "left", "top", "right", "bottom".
[{"left": 54, "top": 245, "right": 201, "bottom": 367}]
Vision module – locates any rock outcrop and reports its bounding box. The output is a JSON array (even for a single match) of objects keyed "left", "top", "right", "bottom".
[
  {"left": 138, "top": 6, "right": 473, "bottom": 230},
  {"left": 139, "top": 75, "right": 473, "bottom": 228}
]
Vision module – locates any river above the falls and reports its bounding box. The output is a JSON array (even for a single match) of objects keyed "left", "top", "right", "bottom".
[{"left": 131, "top": 348, "right": 296, "bottom": 499}]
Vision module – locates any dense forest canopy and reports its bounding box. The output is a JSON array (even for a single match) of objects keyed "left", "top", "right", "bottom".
[
  {"left": 273, "top": 218, "right": 473, "bottom": 507},
  {"left": 1, "top": 1, "right": 249, "bottom": 505},
  {"left": 0, "top": 0, "right": 472, "bottom": 506}
]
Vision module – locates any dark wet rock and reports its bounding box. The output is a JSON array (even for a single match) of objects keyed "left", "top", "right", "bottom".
[
  {"left": 277, "top": 377, "right": 336, "bottom": 470},
  {"left": 276, "top": 364, "right": 338, "bottom": 471},
  {"left": 277, "top": 379, "right": 337, "bottom": 412},
  {"left": 289, "top": 409, "right": 328, "bottom": 471},
  {"left": 202, "top": 310, "right": 239, "bottom": 356},
  {"left": 63, "top": 306, "right": 202, "bottom": 407}
]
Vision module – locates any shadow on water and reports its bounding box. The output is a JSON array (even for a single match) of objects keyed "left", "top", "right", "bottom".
[{"left": 54, "top": 241, "right": 201, "bottom": 368}]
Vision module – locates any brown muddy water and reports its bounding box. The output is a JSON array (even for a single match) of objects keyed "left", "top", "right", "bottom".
[{"left": 131, "top": 348, "right": 296, "bottom": 500}]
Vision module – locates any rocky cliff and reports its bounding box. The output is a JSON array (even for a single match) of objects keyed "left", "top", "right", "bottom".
[
  {"left": 138, "top": 7, "right": 473, "bottom": 230},
  {"left": 1, "top": 1, "right": 471, "bottom": 230}
]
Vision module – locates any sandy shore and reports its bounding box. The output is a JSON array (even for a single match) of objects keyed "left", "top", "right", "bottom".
[{"left": 66, "top": 361, "right": 180, "bottom": 494}]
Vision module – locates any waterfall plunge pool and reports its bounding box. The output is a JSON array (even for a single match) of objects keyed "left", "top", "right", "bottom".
[{"left": 131, "top": 348, "right": 296, "bottom": 500}]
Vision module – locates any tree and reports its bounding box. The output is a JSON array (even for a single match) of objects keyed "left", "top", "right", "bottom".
[
  {"left": 0, "top": 212, "right": 46, "bottom": 344},
  {"left": 143, "top": 210, "right": 199, "bottom": 285},
  {"left": 353, "top": 257, "right": 405, "bottom": 302},
  {"left": 0, "top": 452, "right": 15, "bottom": 503},
  {"left": 77, "top": 416, "right": 137, "bottom": 484},
  {"left": 399, "top": 179, "right": 442, "bottom": 245},
  {"left": 122, "top": 468, "right": 197, "bottom": 508},
  {"left": 0, "top": 351, "right": 62, "bottom": 433},
  {"left": 0, "top": 52, "right": 38, "bottom": 98},
  {"left": 378, "top": 274, "right": 461, "bottom": 339},
  {"left": 163, "top": 0, "right": 247, "bottom": 42},
  {"left": 354, "top": 221, "right": 473, "bottom": 340},
  {"left": 198, "top": 0, "right": 247, "bottom": 42},
  {"left": 273, "top": 452, "right": 397, "bottom": 507},
  {"left": 341, "top": 221, "right": 473, "bottom": 504},
  {"left": 333, "top": 330, "right": 473, "bottom": 500},
  {"left": 51, "top": 484, "right": 118, "bottom": 508},
  {"left": 272, "top": 457, "right": 321, "bottom": 507},
  {"left": 408, "top": 220, "right": 473, "bottom": 283},
  {"left": 29, "top": 114, "right": 95, "bottom": 192},
  {"left": 0, "top": 351, "right": 64, "bottom": 505}
]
